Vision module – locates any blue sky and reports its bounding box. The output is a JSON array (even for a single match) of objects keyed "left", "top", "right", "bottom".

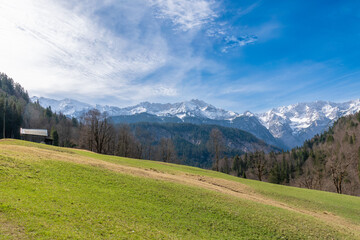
[{"left": 0, "top": 0, "right": 360, "bottom": 113}]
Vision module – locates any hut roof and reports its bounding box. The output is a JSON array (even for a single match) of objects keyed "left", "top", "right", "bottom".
[{"left": 20, "top": 128, "right": 48, "bottom": 137}]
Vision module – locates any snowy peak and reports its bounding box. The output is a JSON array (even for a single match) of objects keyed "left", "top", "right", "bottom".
[
  {"left": 242, "top": 111, "right": 255, "bottom": 117},
  {"left": 31, "top": 97, "right": 241, "bottom": 121},
  {"left": 31, "top": 96, "right": 93, "bottom": 117},
  {"left": 257, "top": 100, "right": 360, "bottom": 147},
  {"left": 120, "top": 99, "right": 240, "bottom": 121},
  {"left": 259, "top": 100, "right": 360, "bottom": 133}
]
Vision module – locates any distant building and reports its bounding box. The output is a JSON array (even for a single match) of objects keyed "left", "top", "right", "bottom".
[{"left": 20, "top": 128, "right": 53, "bottom": 145}]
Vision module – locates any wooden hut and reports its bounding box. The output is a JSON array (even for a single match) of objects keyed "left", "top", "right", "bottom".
[{"left": 20, "top": 128, "right": 53, "bottom": 145}]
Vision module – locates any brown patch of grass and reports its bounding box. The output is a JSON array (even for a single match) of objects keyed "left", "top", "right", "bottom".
[{"left": 0, "top": 215, "right": 27, "bottom": 240}]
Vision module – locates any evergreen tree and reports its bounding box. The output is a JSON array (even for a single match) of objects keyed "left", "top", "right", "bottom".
[
  {"left": 232, "top": 155, "right": 241, "bottom": 176},
  {"left": 51, "top": 129, "right": 59, "bottom": 146},
  {"left": 45, "top": 106, "right": 52, "bottom": 118}
]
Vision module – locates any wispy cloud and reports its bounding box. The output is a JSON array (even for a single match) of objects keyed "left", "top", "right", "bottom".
[
  {"left": 0, "top": 0, "right": 172, "bottom": 105},
  {"left": 174, "top": 61, "right": 346, "bottom": 113},
  {"left": 221, "top": 35, "right": 258, "bottom": 53},
  {"left": 236, "top": 2, "right": 261, "bottom": 17},
  {"left": 148, "top": 0, "right": 259, "bottom": 52},
  {"left": 148, "top": 0, "right": 218, "bottom": 31},
  {"left": 221, "top": 83, "right": 273, "bottom": 95},
  {"left": 0, "top": 0, "right": 265, "bottom": 108}
]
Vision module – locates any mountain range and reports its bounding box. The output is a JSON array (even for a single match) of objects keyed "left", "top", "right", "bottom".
[
  {"left": 258, "top": 100, "right": 360, "bottom": 147},
  {"left": 31, "top": 96, "right": 360, "bottom": 149}
]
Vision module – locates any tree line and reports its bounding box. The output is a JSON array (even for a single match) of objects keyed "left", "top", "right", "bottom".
[{"left": 212, "top": 113, "right": 360, "bottom": 196}]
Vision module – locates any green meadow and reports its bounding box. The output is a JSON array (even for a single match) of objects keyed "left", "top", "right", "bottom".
[{"left": 0, "top": 139, "right": 359, "bottom": 239}]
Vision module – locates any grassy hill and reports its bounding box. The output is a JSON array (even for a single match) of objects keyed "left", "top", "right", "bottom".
[{"left": 0, "top": 140, "right": 359, "bottom": 239}]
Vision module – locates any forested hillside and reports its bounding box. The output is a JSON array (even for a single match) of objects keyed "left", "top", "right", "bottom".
[
  {"left": 221, "top": 112, "right": 360, "bottom": 196},
  {"left": 125, "top": 122, "right": 279, "bottom": 168},
  {"left": 0, "top": 73, "right": 80, "bottom": 146},
  {"left": 77, "top": 111, "right": 279, "bottom": 168},
  {"left": 0, "top": 73, "right": 29, "bottom": 138},
  {"left": 296, "top": 113, "right": 360, "bottom": 195}
]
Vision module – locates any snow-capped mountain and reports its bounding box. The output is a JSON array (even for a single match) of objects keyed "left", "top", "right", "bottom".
[
  {"left": 31, "top": 97, "right": 93, "bottom": 118},
  {"left": 31, "top": 97, "right": 281, "bottom": 148},
  {"left": 31, "top": 96, "right": 360, "bottom": 149},
  {"left": 31, "top": 97, "right": 240, "bottom": 121},
  {"left": 118, "top": 99, "right": 239, "bottom": 120},
  {"left": 257, "top": 100, "right": 360, "bottom": 148}
]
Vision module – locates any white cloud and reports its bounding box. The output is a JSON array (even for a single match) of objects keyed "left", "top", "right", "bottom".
[
  {"left": 221, "top": 83, "right": 274, "bottom": 95},
  {"left": 149, "top": 0, "right": 217, "bottom": 31},
  {"left": 0, "top": 0, "right": 170, "bottom": 104},
  {"left": 0, "top": 0, "right": 261, "bottom": 108}
]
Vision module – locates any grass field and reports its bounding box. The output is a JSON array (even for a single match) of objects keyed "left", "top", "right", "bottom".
[{"left": 0, "top": 139, "right": 359, "bottom": 239}]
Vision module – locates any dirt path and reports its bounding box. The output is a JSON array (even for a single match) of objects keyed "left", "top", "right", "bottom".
[{"left": 1, "top": 144, "right": 359, "bottom": 238}]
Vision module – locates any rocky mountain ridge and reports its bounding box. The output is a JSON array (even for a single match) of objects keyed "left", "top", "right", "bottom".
[{"left": 31, "top": 96, "right": 360, "bottom": 149}]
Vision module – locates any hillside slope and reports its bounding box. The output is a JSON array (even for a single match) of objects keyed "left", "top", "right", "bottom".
[
  {"left": 111, "top": 112, "right": 284, "bottom": 149},
  {"left": 126, "top": 122, "right": 280, "bottom": 168},
  {"left": 0, "top": 140, "right": 359, "bottom": 239}
]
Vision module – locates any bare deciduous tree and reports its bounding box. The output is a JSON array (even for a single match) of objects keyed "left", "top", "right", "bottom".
[
  {"left": 300, "top": 166, "right": 314, "bottom": 189},
  {"left": 81, "top": 110, "right": 113, "bottom": 154},
  {"left": 329, "top": 154, "right": 350, "bottom": 194},
  {"left": 158, "top": 138, "right": 176, "bottom": 163},
  {"left": 117, "top": 124, "right": 133, "bottom": 157},
  {"left": 134, "top": 127, "right": 154, "bottom": 160},
  {"left": 219, "top": 157, "right": 230, "bottom": 174},
  {"left": 207, "top": 128, "right": 224, "bottom": 171},
  {"left": 116, "top": 124, "right": 143, "bottom": 159}
]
